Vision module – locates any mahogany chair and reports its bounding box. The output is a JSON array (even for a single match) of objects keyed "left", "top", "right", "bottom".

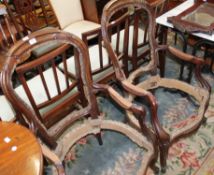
[
  {"left": 99, "top": 0, "right": 168, "bottom": 72},
  {"left": 1, "top": 28, "right": 155, "bottom": 174},
  {"left": 33, "top": 0, "right": 57, "bottom": 26},
  {"left": 99, "top": 0, "right": 210, "bottom": 172},
  {"left": 2, "top": 0, "right": 62, "bottom": 59},
  {"left": 12, "top": 0, "right": 48, "bottom": 32},
  {"left": 175, "top": 31, "right": 214, "bottom": 82},
  {"left": 48, "top": 0, "right": 100, "bottom": 39},
  {"left": 0, "top": 3, "right": 31, "bottom": 73}
]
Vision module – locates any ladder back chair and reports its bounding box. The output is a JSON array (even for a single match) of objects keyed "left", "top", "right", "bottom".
[
  {"left": 1, "top": 28, "right": 155, "bottom": 175},
  {"left": 99, "top": 0, "right": 210, "bottom": 172}
]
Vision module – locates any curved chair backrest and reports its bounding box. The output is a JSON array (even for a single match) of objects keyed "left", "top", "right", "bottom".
[
  {"left": 0, "top": 28, "right": 99, "bottom": 148},
  {"left": 101, "top": 0, "right": 158, "bottom": 81}
]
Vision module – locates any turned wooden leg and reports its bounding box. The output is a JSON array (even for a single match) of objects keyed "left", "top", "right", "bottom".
[
  {"left": 159, "top": 141, "right": 170, "bottom": 173},
  {"left": 96, "top": 133, "right": 103, "bottom": 145},
  {"left": 179, "top": 62, "right": 185, "bottom": 81}
]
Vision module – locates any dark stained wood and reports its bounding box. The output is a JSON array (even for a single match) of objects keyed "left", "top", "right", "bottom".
[
  {"left": 0, "top": 28, "right": 155, "bottom": 175},
  {"left": 0, "top": 122, "right": 43, "bottom": 175},
  {"left": 0, "top": 4, "right": 30, "bottom": 72},
  {"left": 12, "top": 0, "right": 48, "bottom": 31},
  {"left": 99, "top": 0, "right": 210, "bottom": 173},
  {"left": 81, "top": 0, "right": 99, "bottom": 23},
  {"left": 0, "top": 28, "right": 100, "bottom": 148}
]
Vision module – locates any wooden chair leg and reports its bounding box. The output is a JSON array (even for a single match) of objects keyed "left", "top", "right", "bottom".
[
  {"left": 179, "top": 61, "right": 185, "bottom": 80},
  {"left": 159, "top": 141, "right": 170, "bottom": 173},
  {"left": 96, "top": 132, "right": 103, "bottom": 145}
]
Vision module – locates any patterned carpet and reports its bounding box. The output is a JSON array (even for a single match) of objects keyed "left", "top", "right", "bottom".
[{"left": 45, "top": 34, "right": 214, "bottom": 175}]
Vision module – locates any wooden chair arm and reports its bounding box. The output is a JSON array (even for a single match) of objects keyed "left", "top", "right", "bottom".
[
  {"left": 94, "top": 82, "right": 169, "bottom": 142},
  {"left": 41, "top": 145, "right": 65, "bottom": 175},
  {"left": 81, "top": 27, "right": 101, "bottom": 43},
  {"left": 93, "top": 83, "right": 146, "bottom": 116},
  {"left": 168, "top": 46, "right": 204, "bottom": 65},
  {"left": 121, "top": 80, "right": 170, "bottom": 142}
]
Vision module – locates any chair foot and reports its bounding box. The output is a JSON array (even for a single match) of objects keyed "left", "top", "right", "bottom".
[
  {"left": 96, "top": 133, "right": 103, "bottom": 145},
  {"left": 202, "top": 117, "right": 207, "bottom": 125},
  {"left": 150, "top": 162, "right": 159, "bottom": 175},
  {"left": 159, "top": 141, "right": 169, "bottom": 173},
  {"left": 161, "top": 167, "right": 166, "bottom": 173}
]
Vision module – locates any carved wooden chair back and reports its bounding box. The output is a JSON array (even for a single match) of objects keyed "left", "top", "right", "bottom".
[
  {"left": 11, "top": 0, "right": 47, "bottom": 32},
  {"left": 0, "top": 4, "right": 29, "bottom": 71},
  {"left": 101, "top": 0, "right": 210, "bottom": 172},
  {"left": 15, "top": 45, "right": 87, "bottom": 129},
  {"left": 0, "top": 4, "right": 18, "bottom": 50},
  {"left": 1, "top": 28, "right": 155, "bottom": 175},
  {"left": 0, "top": 28, "right": 94, "bottom": 147},
  {"left": 57, "top": 11, "right": 133, "bottom": 84}
]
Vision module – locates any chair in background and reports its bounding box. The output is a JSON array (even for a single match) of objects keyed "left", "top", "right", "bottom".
[
  {"left": 1, "top": 28, "right": 155, "bottom": 174},
  {"left": 0, "top": 3, "right": 31, "bottom": 71},
  {"left": 2, "top": 0, "right": 65, "bottom": 58},
  {"left": 56, "top": 0, "right": 168, "bottom": 84},
  {"left": 192, "top": 39, "right": 214, "bottom": 74},
  {"left": 0, "top": 4, "right": 26, "bottom": 122},
  {"left": 48, "top": 0, "right": 100, "bottom": 39},
  {"left": 99, "top": 0, "right": 210, "bottom": 172},
  {"left": 58, "top": 11, "right": 131, "bottom": 84},
  {"left": 10, "top": 0, "right": 48, "bottom": 32},
  {"left": 33, "top": 0, "right": 57, "bottom": 26},
  {"left": 175, "top": 31, "right": 214, "bottom": 82}
]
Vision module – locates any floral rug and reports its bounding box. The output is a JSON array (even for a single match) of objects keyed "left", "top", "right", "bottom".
[{"left": 45, "top": 34, "right": 214, "bottom": 175}]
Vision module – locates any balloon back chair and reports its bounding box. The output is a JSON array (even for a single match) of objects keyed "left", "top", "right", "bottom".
[
  {"left": 0, "top": 28, "right": 155, "bottom": 174},
  {"left": 99, "top": 0, "right": 210, "bottom": 172}
]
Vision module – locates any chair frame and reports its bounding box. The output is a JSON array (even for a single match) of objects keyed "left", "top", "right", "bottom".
[
  {"left": 1, "top": 28, "right": 155, "bottom": 175},
  {"left": 99, "top": 0, "right": 210, "bottom": 172}
]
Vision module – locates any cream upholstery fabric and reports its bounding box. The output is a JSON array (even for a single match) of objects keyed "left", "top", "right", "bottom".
[
  {"left": 63, "top": 20, "right": 100, "bottom": 39},
  {"left": 58, "top": 44, "right": 111, "bottom": 81},
  {"left": 49, "top": 0, "right": 84, "bottom": 29},
  {"left": 15, "top": 68, "right": 72, "bottom": 106},
  {"left": 0, "top": 95, "right": 15, "bottom": 121},
  {"left": 111, "top": 25, "right": 146, "bottom": 56},
  {"left": 32, "top": 41, "right": 62, "bottom": 57}
]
